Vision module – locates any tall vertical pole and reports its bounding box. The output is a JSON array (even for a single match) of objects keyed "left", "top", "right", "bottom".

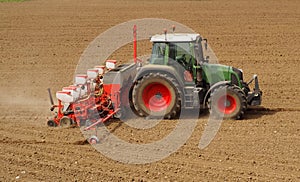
[{"left": 133, "top": 25, "right": 137, "bottom": 63}]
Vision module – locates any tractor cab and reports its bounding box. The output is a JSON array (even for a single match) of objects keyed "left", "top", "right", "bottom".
[
  {"left": 150, "top": 33, "right": 205, "bottom": 65},
  {"left": 149, "top": 33, "right": 207, "bottom": 85}
]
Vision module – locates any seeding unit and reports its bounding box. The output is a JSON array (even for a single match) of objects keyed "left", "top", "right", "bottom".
[{"left": 47, "top": 60, "right": 136, "bottom": 128}]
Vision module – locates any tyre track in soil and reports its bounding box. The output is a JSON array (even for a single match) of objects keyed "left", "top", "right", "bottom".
[{"left": 0, "top": 0, "right": 300, "bottom": 181}]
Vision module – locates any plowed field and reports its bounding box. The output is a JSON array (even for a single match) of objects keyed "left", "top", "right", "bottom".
[{"left": 0, "top": 0, "right": 299, "bottom": 181}]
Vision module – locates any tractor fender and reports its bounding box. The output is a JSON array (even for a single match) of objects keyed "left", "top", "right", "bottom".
[
  {"left": 202, "top": 81, "right": 231, "bottom": 108},
  {"left": 133, "top": 65, "right": 185, "bottom": 88}
]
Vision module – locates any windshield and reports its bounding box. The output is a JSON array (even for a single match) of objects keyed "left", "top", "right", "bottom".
[
  {"left": 150, "top": 40, "right": 205, "bottom": 65},
  {"left": 171, "top": 42, "right": 193, "bottom": 62}
]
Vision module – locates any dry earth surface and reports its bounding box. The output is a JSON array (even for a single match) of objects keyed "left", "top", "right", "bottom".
[{"left": 0, "top": 0, "right": 299, "bottom": 181}]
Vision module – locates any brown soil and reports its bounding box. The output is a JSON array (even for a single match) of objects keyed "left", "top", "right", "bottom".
[{"left": 0, "top": 0, "right": 299, "bottom": 181}]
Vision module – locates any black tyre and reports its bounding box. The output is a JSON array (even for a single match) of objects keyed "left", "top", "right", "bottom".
[
  {"left": 209, "top": 85, "right": 247, "bottom": 119},
  {"left": 132, "top": 73, "right": 181, "bottom": 119},
  {"left": 47, "top": 120, "right": 57, "bottom": 127}
]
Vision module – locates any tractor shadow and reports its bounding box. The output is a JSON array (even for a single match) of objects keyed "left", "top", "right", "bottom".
[
  {"left": 191, "top": 107, "right": 282, "bottom": 120},
  {"left": 242, "top": 106, "right": 280, "bottom": 120},
  {"left": 197, "top": 106, "right": 287, "bottom": 120},
  {"left": 102, "top": 108, "right": 272, "bottom": 122},
  {"left": 103, "top": 118, "right": 124, "bottom": 133}
]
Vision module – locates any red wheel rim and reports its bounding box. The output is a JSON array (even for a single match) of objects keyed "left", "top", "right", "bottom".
[
  {"left": 217, "top": 95, "right": 237, "bottom": 114},
  {"left": 142, "top": 82, "right": 171, "bottom": 112}
]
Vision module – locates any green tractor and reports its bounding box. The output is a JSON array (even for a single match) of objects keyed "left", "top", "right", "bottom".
[{"left": 130, "top": 33, "right": 262, "bottom": 119}]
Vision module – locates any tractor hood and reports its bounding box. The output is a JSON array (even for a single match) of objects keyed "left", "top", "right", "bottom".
[{"left": 202, "top": 63, "right": 233, "bottom": 85}]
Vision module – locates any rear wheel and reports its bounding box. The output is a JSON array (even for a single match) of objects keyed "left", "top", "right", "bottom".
[
  {"left": 132, "top": 73, "right": 181, "bottom": 119},
  {"left": 209, "top": 85, "right": 247, "bottom": 119}
]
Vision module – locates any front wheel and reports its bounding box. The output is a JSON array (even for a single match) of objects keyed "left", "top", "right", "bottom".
[{"left": 209, "top": 85, "right": 247, "bottom": 119}]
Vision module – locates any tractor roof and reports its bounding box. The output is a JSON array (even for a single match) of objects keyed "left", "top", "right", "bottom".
[{"left": 150, "top": 33, "right": 200, "bottom": 43}]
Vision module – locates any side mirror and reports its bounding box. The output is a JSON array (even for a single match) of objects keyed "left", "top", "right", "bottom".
[{"left": 203, "top": 39, "right": 208, "bottom": 50}]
